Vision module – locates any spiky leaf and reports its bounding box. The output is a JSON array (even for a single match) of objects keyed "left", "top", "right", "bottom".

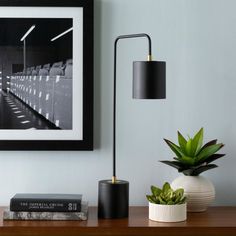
[
  {"left": 191, "top": 164, "right": 218, "bottom": 176},
  {"left": 159, "top": 161, "right": 185, "bottom": 170},
  {"left": 185, "top": 139, "right": 193, "bottom": 156},
  {"left": 164, "top": 139, "right": 184, "bottom": 158},
  {"left": 199, "top": 139, "right": 217, "bottom": 152},
  {"left": 204, "top": 153, "right": 225, "bottom": 164},
  {"left": 191, "top": 128, "right": 204, "bottom": 155},
  {"left": 178, "top": 155, "right": 195, "bottom": 166},
  {"left": 178, "top": 131, "right": 187, "bottom": 152},
  {"left": 196, "top": 143, "right": 224, "bottom": 163}
]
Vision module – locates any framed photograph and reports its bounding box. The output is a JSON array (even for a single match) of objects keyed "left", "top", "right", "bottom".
[{"left": 0, "top": 0, "right": 94, "bottom": 150}]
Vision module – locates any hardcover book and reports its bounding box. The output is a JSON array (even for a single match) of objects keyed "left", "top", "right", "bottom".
[
  {"left": 4, "top": 202, "right": 88, "bottom": 221},
  {"left": 10, "top": 193, "right": 82, "bottom": 212}
]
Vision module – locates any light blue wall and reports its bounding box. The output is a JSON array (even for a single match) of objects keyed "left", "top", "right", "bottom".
[{"left": 0, "top": 0, "right": 235, "bottom": 206}]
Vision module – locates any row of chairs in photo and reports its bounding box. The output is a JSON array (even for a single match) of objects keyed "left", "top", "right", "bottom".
[
  {"left": 14, "top": 59, "right": 72, "bottom": 77},
  {"left": 8, "top": 74, "right": 72, "bottom": 130}
]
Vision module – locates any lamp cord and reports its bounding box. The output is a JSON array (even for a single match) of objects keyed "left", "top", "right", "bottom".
[{"left": 113, "top": 33, "right": 152, "bottom": 183}]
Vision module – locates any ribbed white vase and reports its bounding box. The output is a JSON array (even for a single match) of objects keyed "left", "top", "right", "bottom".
[
  {"left": 149, "top": 202, "right": 187, "bottom": 222},
  {"left": 171, "top": 176, "right": 215, "bottom": 212}
]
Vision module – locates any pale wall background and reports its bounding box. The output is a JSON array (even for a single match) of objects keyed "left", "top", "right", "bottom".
[{"left": 0, "top": 0, "right": 235, "bottom": 206}]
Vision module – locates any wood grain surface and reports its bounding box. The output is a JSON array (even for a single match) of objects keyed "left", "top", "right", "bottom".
[{"left": 0, "top": 206, "right": 235, "bottom": 236}]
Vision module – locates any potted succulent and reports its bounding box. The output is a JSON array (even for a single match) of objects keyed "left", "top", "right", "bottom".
[
  {"left": 160, "top": 128, "right": 225, "bottom": 212},
  {"left": 146, "top": 182, "right": 187, "bottom": 222}
]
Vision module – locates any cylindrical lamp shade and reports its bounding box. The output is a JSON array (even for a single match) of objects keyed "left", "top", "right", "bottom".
[{"left": 133, "top": 61, "right": 166, "bottom": 99}]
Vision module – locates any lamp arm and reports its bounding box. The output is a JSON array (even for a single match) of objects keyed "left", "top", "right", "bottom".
[
  {"left": 112, "top": 33, "right": 152, "bottom": 183},
  {"left": 115, "top": 33, "right": 152, "bottom": 59}
]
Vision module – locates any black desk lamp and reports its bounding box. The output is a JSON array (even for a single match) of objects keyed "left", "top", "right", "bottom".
[{"left": 98, "top": 33, "right": 166, "bottom": 219}]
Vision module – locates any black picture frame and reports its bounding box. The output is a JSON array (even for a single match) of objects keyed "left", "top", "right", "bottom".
[{"left": 0, "top": 0, "right": 94, "bottom": 150}]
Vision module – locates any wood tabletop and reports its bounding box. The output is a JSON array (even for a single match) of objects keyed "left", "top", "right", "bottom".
[{"left": 0, "top": 206, "right": 236, "bottom": 236}]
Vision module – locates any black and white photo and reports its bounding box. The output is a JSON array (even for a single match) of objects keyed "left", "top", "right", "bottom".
[{"left": 0, "top": 18, "right": 73, "bottom": 130}]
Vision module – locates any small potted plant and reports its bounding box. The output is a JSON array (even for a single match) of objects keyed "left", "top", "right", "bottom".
[
  {"left": 146, "top": 182, "right": 187, "bottom": 222},
  {"left": 160, "top": 128, "right": 225, "bottom": 212}
]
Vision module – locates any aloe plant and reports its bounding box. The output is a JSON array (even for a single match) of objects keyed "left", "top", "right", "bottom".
[
  {"left": 146, "top": 182, "right": 186, "bottom": 205},
  {"left": 160, "top": 128, "right": 225, "bottom": 176}
]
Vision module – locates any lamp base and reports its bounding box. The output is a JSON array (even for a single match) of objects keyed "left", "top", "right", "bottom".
[{"left": 98, "top": 179, "right": 129, "bottom": 219}]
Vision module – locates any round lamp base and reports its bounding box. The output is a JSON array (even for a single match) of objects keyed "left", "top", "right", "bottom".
[{"left": 98, "top": 179, "right": 129, "bottom": 219}]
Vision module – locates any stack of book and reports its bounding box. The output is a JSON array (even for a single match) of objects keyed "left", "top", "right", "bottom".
[{"left": 3, "top": 193, "right": 88, "bottom": 221}]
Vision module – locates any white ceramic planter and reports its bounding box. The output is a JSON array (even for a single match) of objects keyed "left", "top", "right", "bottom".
[
  {"left": 149, "top": 202, "right": 187, "bottom": 222},
  {"left": 171, "top": 175, "right": 215, "bottom": 212}
]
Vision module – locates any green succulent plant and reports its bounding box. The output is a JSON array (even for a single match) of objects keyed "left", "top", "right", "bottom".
[
  {"left": 160, "top": 128, "right": 225, "bottom": 176},
  {"left": 146, "top": 182, "right": 186, "bottom": 205}
]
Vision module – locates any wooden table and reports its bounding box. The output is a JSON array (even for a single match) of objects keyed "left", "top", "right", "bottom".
[{"left": 0, "top": 206, "right": 235, "bottom": 236}]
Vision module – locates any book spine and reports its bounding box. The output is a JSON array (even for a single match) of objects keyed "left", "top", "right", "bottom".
[
  {"left": 3, "top": 211, "right": 87, "bottom": 221},
  {"left": 10, "top": 199, "right": 81, "bottom": 212}
]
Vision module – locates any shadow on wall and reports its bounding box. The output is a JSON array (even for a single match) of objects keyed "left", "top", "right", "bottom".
[
  {"left": 94, "top": 0, "right": 102, "bottom": 149},
  {"left": 94, "top": 0, "right": 116, "bottom": 150}
]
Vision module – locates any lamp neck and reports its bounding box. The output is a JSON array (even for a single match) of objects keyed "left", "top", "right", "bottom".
[
  {"left": 112, "top": 33, "right": 153, "bottom": 184},
  {"left": 115, "top": 33, "right": 152, "bottom": 60}
]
